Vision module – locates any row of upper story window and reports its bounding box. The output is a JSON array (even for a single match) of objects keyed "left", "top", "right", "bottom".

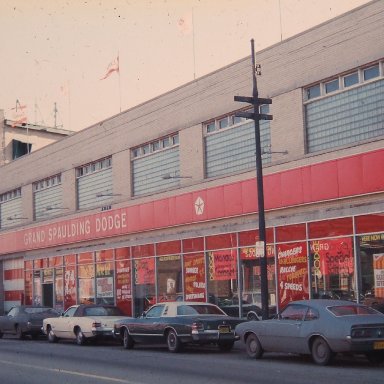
[
  {"left": 204, "top": 105, "right": 270, "bottom": 134},
  {"left": 305, "top": 61, "right": 383, "bottom": 101},
  {"left": 129, "top": 106, "right": 269, "bottom": 161},
  {"left": 1, "top": 60, "right": 382, "bottom": 208},
  {"left": 131, "top": 133, "right": 179, "bottom": 159},
  {"left": 76, "top": 157, "right": 112, "bottom": 178},
  {"left": 0, "top": 188, "right": 21, "bottom": 203},
  {"left": 0, "top": 158, "right": 112, "bottom": 203}
]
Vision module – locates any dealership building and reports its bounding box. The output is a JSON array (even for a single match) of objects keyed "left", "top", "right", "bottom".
[{"left": 0, "top": 0, "right": 383, "bottom": 316}]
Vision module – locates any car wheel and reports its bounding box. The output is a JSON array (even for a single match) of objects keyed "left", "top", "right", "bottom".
[
  {"left": 123, "top": 328, "right": 134, "bottom": 349},
  {"left": 16, "top": 325, "right": 24, "bottom": 340},
  {"left": 47, "top": 327, "right": 58, "bottom": 343},
  {"left": 311, "top": 337, "right": 334, "bottom": 365},
  {"left": 245, "top": 333, "right": 263, "bottom": 359},
  {"left": 166, "top": 329, "right": 182, "bottom": 353},
  {"left": 366, "top": 352, "right": 384, "bottom": 365},
  {"left": 218, "top": 341, "right": 235, "bottom": 352},
  {"left": 75, "top": 328, "right": 86, "bottom": 345}
]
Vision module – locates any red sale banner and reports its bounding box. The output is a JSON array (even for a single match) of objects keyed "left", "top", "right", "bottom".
[
  {"left": 311, "top": 237, "right": 353, "bottom": 277},
  {"left": 134, "top": 258, "right": 155, "bottom": 285},
  {"left": 240, "top": 245, "right": 275, "bottom": 260},
  {"left": 277, "top": 242, "right": 309, "bottom": 308},
  {"left": 208, "top": 250, "right": 237, "bottom": 281},
  {"left": 64, "top": 265, "right": 77, "bottom": 309},
  {"left": 184, "top": 254, "right": 206, "bottom": 302},
  {"left": 116, "top": 259, "right": 132, "bottom": 315}
]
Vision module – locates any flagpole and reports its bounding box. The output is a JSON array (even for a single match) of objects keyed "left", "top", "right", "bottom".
[
  {"left": 67, "top": 80, "right": 71, "bottom": 131},
  {"left": 192, "top": 8, "right": 196, "bottom": 80}
]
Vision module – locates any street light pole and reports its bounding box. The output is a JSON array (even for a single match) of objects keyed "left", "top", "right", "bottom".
[{"left": 234, "top": 39, "right": 272, "bottom": 320}]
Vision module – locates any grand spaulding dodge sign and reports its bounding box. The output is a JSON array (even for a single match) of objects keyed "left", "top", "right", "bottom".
[{"left": 6, "top": 210, "right": 129, "bottom": 253}]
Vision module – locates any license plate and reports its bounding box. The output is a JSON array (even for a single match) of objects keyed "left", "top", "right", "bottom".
[
  {"left": 373, "top": 341, "right": 384, "bottom": 350},
  {"left": 219, "top": 325, "right": 230, "bottom": 334}
]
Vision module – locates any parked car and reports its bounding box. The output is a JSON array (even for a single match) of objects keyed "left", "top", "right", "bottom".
[
  {"left": 363, "top": 295, "right": 384, "bottom": 314},
  {"left": 42, "top": 304, "right": 129, "bottom": 345},
  {"left": 0, "top": 305, "right": 59, "bottom": 339},
  {"left": 114, "top": 301, "right": 245, "bottom": 352},
  {"left": 219, "top": 293, "right": 276, "bottom": 320},
  {"left": 235, "top": 299, "right": 384, "bottom": 365}
]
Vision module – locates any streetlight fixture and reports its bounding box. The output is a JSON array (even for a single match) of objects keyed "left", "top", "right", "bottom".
[
  {"left": 7, "top": 216, "right": 29, "bottom": 221},
  {"left": 96, "top": 192, "right": 122, "bottom": 198},
  {"left": 45, "top": 206, "right": 69, "bottom": 211},
  {"left": 161, "top": 172, "right": 192, "bottom": 180}
]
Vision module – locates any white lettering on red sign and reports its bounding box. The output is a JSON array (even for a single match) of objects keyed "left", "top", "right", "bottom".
[{"left": 95, "top": 212, "right": 127, "bottom": 232}]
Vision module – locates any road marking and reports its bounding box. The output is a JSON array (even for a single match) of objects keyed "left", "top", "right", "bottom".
[{"left": 0, "top": 359, "right": 143, "bottom": 383}]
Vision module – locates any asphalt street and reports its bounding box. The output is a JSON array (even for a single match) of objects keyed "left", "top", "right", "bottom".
[{"left": 0, "top": 335, "right": 382, "bottom": 384}]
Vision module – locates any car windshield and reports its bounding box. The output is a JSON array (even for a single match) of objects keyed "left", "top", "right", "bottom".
[
  {"left": 328, "top": 305, "right": 378, "bottom": 316},
  {"left": 177, "top": 305, "right": 225, "bottom": 316},
  {"left": 84, "top": 306, "right": 124, "bottom": 316}
]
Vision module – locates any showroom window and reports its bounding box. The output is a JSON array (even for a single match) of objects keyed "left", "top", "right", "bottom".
[{"left": 310, "top": 237, "right": 355, "bottom": 301}]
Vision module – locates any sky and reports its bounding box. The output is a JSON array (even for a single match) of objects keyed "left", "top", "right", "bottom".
[{"left": 0, "top": 0, "right": 371, "bottom": 132}]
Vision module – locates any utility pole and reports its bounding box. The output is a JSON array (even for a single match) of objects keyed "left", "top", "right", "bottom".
[{"left": 234, "top": 39, "right": 272, "bottom": 320}]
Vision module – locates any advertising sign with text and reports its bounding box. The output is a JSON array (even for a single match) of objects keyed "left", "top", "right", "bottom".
[
  {"left": 277, "top": 242, "right": 309, "bottom": 308},
  {"left": 184, "top": 253, "right": 206, "bottom": 301},
  {"left": 134, "top": 258, "right": 155, "bottom": 285},
  {"left": 208, "top": 250, "right": 237, "bottom": 281},
  {"left": 116, "top": 259, "right": 132, "bottom": 315},
  {"left": 373, "top": 253, "right": 384, "bottom": 298}
]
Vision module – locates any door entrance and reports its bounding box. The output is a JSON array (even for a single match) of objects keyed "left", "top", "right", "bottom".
[{"left": 42, "top": 283, "right": 53, "bottom": 307}]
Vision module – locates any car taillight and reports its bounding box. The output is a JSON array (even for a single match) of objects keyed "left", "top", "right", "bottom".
[
  {"left": 92, "top": 322, "right": 102, "bottom": 328},
  {"left": 351, "top": 328, "right": 378, "bottom": 338},
  {"left": 192, "top": 322, "right": 204, "bottom": 333}
]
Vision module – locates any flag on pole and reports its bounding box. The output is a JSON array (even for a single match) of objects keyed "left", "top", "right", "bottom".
[
  {"left": 100, "top": 55, "right": 119, "bottom": 80},
  {"left": 11, "top": 100, "right": 27, "bottom": 127}
]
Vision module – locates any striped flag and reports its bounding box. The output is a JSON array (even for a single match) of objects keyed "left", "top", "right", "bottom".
[{"left": 11, "top": 100, "right": 27, "bottom": 127}]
